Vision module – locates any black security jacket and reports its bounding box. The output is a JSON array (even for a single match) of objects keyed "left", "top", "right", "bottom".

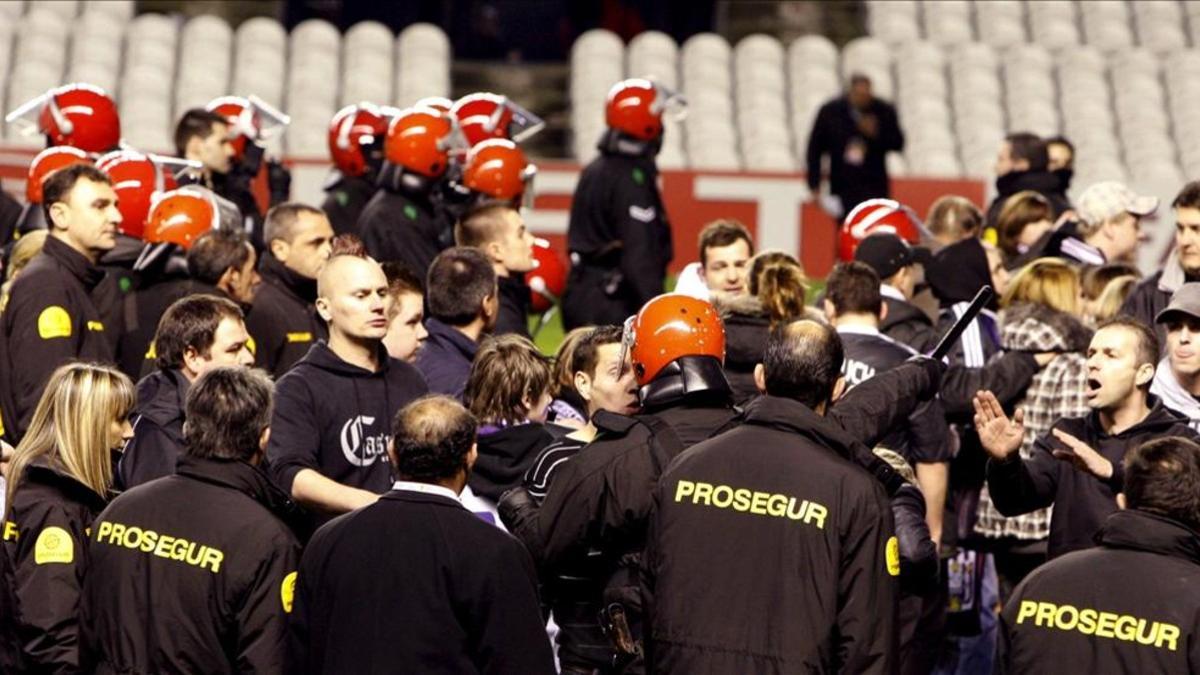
[
  {"left": 0, "top": 458, "right": 107, "bottom": 674},
  {"left": 997, "top": 509, "right": 1200, "bottom": 675},
  {"left": 244, "top": 254, "right": 326, "bottom": 378},
  {"left": 987, "top": 400, "right": 1199, "bottom": 558},
  {"left": 359, "top": 178, "right": 449, "bottom": 278},
  {"left": 495, "top": 273, "right": 532, "bottom": 339},
  {"left": 81, "top": 457, "right": 302, "bottom": 674},
  {"left": 117, "top": 369, "right": 188, "bottom": 489},
  {"left": 289, "top": 489, "right": 556, "bottom": 675},
  {"left": 642, "top": 395, "right": 897, "bottom": 674},
  {"left": 321, "top": 171, "right": 376, "bottom": 236},
  {"left": 0, "top": 236, "right": 115, "bottom": 441}
]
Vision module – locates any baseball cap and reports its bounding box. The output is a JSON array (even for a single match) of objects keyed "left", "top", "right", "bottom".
[
  {"left": 854, "top": 233, "right": 932, "bottom": 279},
  {"left": 1156, "top": 282, "right": 1200, "bottom": 324},
  {"left": 1077, "top": 181, "right": 1159, "bottom": 227}
]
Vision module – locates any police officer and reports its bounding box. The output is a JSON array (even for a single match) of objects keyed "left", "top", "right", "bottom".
[
  {"left": 500, "top": 294, "right": 941, "bottom": 670},
  {"left": 561, "top": 79, "right": 677, "bottom": 330},
  {"left": 0, "top": 164, "right": 121, "bottom": 440},
  {"left": 322, "top": 103, "right": 388, "bottom": 236},
  {"left": 81, "top": 367, "right": 302, "bottom": 673},
  {"left": 997, "top": 436, "right": 1200, "bottom": 674},
  {"left": 642, "top": 320, "right": 899, "bottom": 673},
  {"left": 244, "top": 203, "right": 333, "bottom": 377},
  {"left": 359, "top": 106, "right": 459, "bottom": 277},
  {"left": 0, "top": 363, "right": 133, "bottom": 674}
]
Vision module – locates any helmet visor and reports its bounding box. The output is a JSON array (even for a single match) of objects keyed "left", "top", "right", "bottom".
[
  {"left": 5, "top": 90, "right": 52, "bottom": 138},
  {"left": 506, "top": 98, "right": 545, "bottom": 144},
  {"left": 648, "top": 80, "right": 688, "bottom": 122}
]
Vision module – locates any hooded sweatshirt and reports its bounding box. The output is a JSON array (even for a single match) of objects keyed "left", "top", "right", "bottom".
[
  {"left": 987, "top": 399, "right": 1199, "bottom": 558},
  {"left": 928, "top": 237, "right": 1001, "bottom": 368},
  {"left": 1151, "top": 358, "right": 1200, "bottom": 432},
  {"left": 267, "top": 341, "right": 428, "bottom": 503}
]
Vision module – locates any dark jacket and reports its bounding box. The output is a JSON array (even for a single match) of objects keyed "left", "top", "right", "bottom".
[
  {"left": 717, "top": 296, "right": 772, "bottom": 406},
  {"left": 495, "top": 273, "right": 532, "bottom": 339},
  {"left": 986, "top": 400, "right": 1199, "bottom": 558},
  {"left": 359, "top": 175, "right": 450, "bottom": 278},
  {"left": 117, "top": 369, "right": 189, "bottom": 489},
  {"left": 642, "top": 395, "right": 897, "bottom": 674},
  {"left": 244, "top": 254, "right": 326, "bottom": 378},
  {"left": 0, "top": 189, "right": 22, "bottom": 249},
  {"left": 562, "top": 134, "right": 672, "bottom": 329},
  {"left": 1122, "top": 258, "right": 1200, "bottom": 349},
  {"left": 0, "top": 457, "right": 108, "bottom": 674},
  {"left": 320, "top": 171, "right": 376, "bottom": 236},
  {"left": 289, "top": 487, "right": 556, "bottom": 675},
  {"left": 210, "top": 169, "right": 265, "bottom": 250},
  {"left": 985, "top": 169, "right": 1072, "bottom": 229},
  {"left": 0, "top": 236, "right": 115, "bottom": 441},
  {"left": 805, "top": 96, "right": 904, "bottom": 211},
  {"left": 267, "top": 341, "right": 428, "bottom": 501},
  {"left": 881, "top": 295, "right": 939, "bottom": 354},
  {"left": 997, "top": 509, "right": 1200, "bottom": 674},
  {"left": 928, "top": 237, "right": 1002, "bottom": 368},
  {"left": 414, "top": 318, "right": 478, "bottom": 399},
  {"left": 471, "top": 423, "right": 557, "bottom": 502},
  {"left": 81, "top": 457, "right": 302, "bottom": 675},
  {"left": 838, "top": 325, "right": 952, "bottom": 465},
  {"left": 1006, "top": 219, "right": 1105, "bottom": 270}
]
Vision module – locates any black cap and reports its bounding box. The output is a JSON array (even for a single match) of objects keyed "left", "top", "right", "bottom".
[{"left": 854, "top": 233, "right": 931, "bottom": 279}]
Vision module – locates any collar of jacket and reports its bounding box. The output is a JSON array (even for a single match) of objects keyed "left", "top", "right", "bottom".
[
  {"left": 135, "top": 368, "right": 190, "bottom": 428},
  {"left": 1151, "top": 357, "right": 1200, "bottom": 426},
  {"left": 259, "top": 253, "right": 317, "bottom": 304},
  {"left": 174, "top": 455, "right": 307, "bottom": 530},
  {"left": 640, "top": 356, "right": 734, "bottom": 411},
  {"left": 299, "top": 339, "right": 394, "bottom": 377},
  {"left": 1156, "top": 248, "right": 1200, "bottom": 296},
  {"left": 1096, "top": 509, "right": 1200, "bottom": 566},
  {"left": 26, "top": 455, "right": 108, "bottom": 511},
  {"left": 424, "top": 317, "right": 479, "bottom": 360},
  {"left": 497, "top": 273, "right": 530, "bottom": 306},
  {"left": 596, "top": 128, "right": 661, "bottom": 160},
  {"left": 994, "top": 168, "right": 1065, "bottom": 197},
  {"left": 376, "top": 163, "right": 437, "bottom": 205},
  {"left": 882, "top": 295, "right": 932, "bottom": 327},
  {"left": 740, "top": 395, "right": 858, "bottom": 460},
  {"left": 43, "top": 234, "right": 105, "bottom": 291}
]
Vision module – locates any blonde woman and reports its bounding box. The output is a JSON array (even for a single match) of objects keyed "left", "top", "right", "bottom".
[
  {"left": 0, "top": 230, "right": 48, "bottom": 313},
  {"left": 975, "top": 259, "right": 1093, "bottom": 596},
  {"left": 0, "top": 362, "right": 134, "bottom": 673}
]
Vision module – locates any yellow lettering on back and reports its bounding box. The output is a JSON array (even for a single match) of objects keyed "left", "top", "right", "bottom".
[
  {"left": 91, "top": 521, "right": 226, "bottom": 574},
  {"left": 668, "top": 479, "right": 828, "bottom": 529}
]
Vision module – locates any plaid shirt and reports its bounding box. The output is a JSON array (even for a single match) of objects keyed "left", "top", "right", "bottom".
[{"left": 975, "top": 304, "right": 1092, "bottom": 541}]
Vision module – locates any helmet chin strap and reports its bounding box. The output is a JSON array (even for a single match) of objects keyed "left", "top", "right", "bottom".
[
  {"left": 598, "top": 128, "right": 661, "bottom": 158},
  {"left": 638, "top": 356, "right": 733, "bottom": 411}
]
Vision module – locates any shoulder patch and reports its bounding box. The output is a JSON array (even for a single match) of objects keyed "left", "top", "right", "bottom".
[
  {"left": 632, "top": 167, "right": 645, "bottom": 185},
  {"left": 336, "top": 191, "right": 350, "bottom": 207},
  {"left": 281, "top": 571, "right": 297, "bottom": 613},
  {"left": 629, "top": 205, "right": 656, "bottom": 223},
  {"left": 34, "top": 526, "right": 74, "bottom": 565},
  {"left": 37, "top": 306, "right": 72, "bottom": 339},
  {"left": 404, "top": 204, "right": 418, "bottom": 220},
  {"left": 886, "top": 536, "right": 900, "bottom": 576}
]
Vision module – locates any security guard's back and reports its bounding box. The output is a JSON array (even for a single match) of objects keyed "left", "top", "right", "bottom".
[
  {"left": 997, "top": 436, "right": 1200, "bottom": 675},
  {"left": 80, "top": 368, "right": 302, "bottom": 674}
]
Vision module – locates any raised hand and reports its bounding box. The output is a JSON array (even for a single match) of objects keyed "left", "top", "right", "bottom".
[
  {"left": 973, "top": 390, "right": 1024, "bottom": 461},
  {"left": 1051, "top": 428, "right": 1114, "bottom": 480}
]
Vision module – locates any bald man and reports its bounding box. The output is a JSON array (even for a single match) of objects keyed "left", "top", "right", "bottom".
[{"left": 267, "top": 254, "right": 429, "bottom": 523}]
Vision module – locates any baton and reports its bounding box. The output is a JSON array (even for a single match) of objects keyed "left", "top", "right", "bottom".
[{"left": 930, "top": 285, "right": 994, "bottom": 361}]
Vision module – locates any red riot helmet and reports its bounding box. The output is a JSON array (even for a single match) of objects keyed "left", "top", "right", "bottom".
[
  {"left": 605, "top": 78, "right": 686, "bottom": 142},
  {"left": 450, "top": 93, "right": 545, "bottom": 147},
  {"left": 839, "top": 198, "right": 924, "bottom": 261},
  {"left": 460, "top": 138, "right": 536, "bottom": 208},
  {"left": 95, "top": 150, "right": 194, "bottom": 239},
  {"left": 6, "top": 83, "right": 121, "bottom": 153},
  {"left": 26, "top": 147, "right": 91, "bottom": 204},
  {"left": 623, "top": 293, "right": 725, "bottom": 386},
  {"left": 526, "top": 238, "right": 566, "bottom": 312},
  {"left": 328, "top": 102, "right": 389, "bottom": 177}
]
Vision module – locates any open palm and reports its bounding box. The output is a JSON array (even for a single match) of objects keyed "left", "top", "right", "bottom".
[{"left": 973, "top": 390, "right": 1024, "bottom": 460}]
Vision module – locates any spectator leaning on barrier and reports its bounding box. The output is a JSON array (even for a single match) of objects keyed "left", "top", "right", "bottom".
[{"left": 1123, "top": 181, "right": 1200, "bottom": 347}]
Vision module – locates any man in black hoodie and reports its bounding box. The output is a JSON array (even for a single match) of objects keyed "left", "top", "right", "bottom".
[
  {"left": 455, "top": 204, "right": 535, "bottom": 338},
  {"left": 267, "top": 254, "right": 427, "bottom": 521},
  {"left": 979, "top": 317, "right": 1199, "bottom": 559},
  {"left": 118, "top": 294, "right": 255, "bottom": 488},
  {"left": 997, "top": 436, "right": 1200, "bottom": 674},
  {"left": 985, "top": 132, "right": 1071, "bottom": 229},
  {"left": 245, "top": 203, "right": 333, "bottom": 377}
]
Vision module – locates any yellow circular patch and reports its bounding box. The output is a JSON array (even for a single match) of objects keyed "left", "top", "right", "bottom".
[
  {"left": 886, "top": 536, "right": 900, "bottom": 577},
  {"left": 37, "top": 306, "right": 72, "bottom": 340},
  {"left": 34, "top": 526, "right": 74, "bottom": 565},
  {"left": 281, "top": 571, "right": 297, "bottom": 613}
]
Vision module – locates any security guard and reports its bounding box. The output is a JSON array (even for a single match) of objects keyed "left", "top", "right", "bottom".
[
  {"left": 997, "top": 436, "right": 1200, "bottom": 674},
  {"left": 500, "top": 294, "right": 941, "bottom": 671},
  {"left": 81, "top": 368, "right": 303, "bottom": 673},
  {"left": 0, "top": 164, "right": 120, "bottom": 441},
  {"left": 359, "top": 106, "right": 459, "bottom": 277},
  {"left": 642, "top": 320, "right": 899, "bottom": 673},
  {"left": 561, "top": 79, "right": 676, "bottom": 330}
]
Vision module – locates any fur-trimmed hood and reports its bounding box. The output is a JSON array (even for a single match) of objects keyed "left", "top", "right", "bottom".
[{"left": 1000, "top": 302, "right": 1093, "bottom": 352}]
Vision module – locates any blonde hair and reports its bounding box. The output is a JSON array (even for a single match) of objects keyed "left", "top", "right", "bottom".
[
  {"left": 465, "top": 334, "right": 552, "bottom": 424},
  {"left": 926, "top": 195, "right": 983, "bottom": 244},
  {"left": 747, "top": 251, "right": 807, "bottom": 327},
  {"left": 4, "top": 362, "right": 135, "bottom": 518},
  {"left": 1001, "top": 258, "right": 1080, "bottom": 315},
  {"left": 0, "top": 231, "right": 49, "bottom": 312},
  {"left": 1093, "top": 275, "right": 1139, "bottom": 323},
  {"left": 996, "top": 191, "right": 1052, "bottom": 257}
]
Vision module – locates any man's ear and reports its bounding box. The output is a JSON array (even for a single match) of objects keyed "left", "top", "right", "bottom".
[
  {"left": 1135, "top": 362, "right": 1155, "bottom": 388},
  {"left": 831, "top": 375, "right": 847, "bottom": 403},
  {"left": 484, "top": 240, "right": 505, "bottom": 265},
  {"left": 386, "top": 438, "right": 398, "bottom": 466},
  {"left": 47, "top": 201, "right": 69, "bottom": 232},
  {"left": 181, "top": 345, "right": 205, "bottom": 376},
  {"left": 259, "top": 427, "right": 271, "bottom": 452},
  {"left": 822, "top": 299, "right": 836, "bottom": 323},
  {"left": 574, "top": 371, "right": 593, "bottom": 402},
  {"left": 216, "top": 266, "right": 238, "bottom": 294},
  {"left": 269, "top": 238, "right": 288, "bottom": 263},
  {"left": 315, "top": 296, "right": 333, "bottom": 322},
  {"left": 878, "top": 300, "right": 888, "bottom": 323},
  {"left": 466, "top": 443, "right": 478, "bottom": 472},
  {"left": 754, "top": 363, "right": 767, "bottom": 394},
  {"left": 1116, "top": 492, "right": 1127, "bottom": 510}
]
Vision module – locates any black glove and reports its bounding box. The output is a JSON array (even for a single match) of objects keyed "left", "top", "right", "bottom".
[
  {"left": 905, "top": 354, "right": 947, "bottom": 400},
  {"left": 267, "top": 159, "right": 292, "bottom": 207}
]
